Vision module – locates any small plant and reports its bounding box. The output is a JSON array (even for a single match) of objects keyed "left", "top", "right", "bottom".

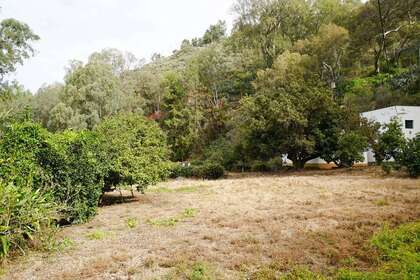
[
  {"left": 85, "top": 230, "right": 108, "bottom": 240},
  {"left": 187, "top": 262, "right": 215, "bottom": 280},
  {"left": 375, "top": 198, "right": 390, "bottom": 206},
  {"left": 127, "top": 217, "right": 138, "bottom": 229},
  {"left": 182, "top": 208, "right": 198, "bottom": 218},
  {"left": 52, "top": 237, "right": 75, "bottom": 251},
  {"left": 146, "top": 217, "right": 179, "bottom": 227}
]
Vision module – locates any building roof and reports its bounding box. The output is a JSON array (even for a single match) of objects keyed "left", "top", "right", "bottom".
[{"left": 362, "top": 106, "right": 420, "bottom": 115}]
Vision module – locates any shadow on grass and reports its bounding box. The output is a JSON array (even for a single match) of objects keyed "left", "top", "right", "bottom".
[{"left": 100, "top": 191, "right": 141, "bottom": 206}]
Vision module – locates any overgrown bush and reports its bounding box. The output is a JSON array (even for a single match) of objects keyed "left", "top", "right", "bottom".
[
  {"left": 400, "top": 135, "right": 420, "bottom": 178},
  {"left": 0, "top": 181, "right": 58, "bottom": 259},
  {"left": 373, "top": 118, "right": 406, "bottom": 164},
  {"left": 0, "top": 121, "right": 56, "bottom": 191},
  {"left": 49, "top": 130, "right": 108, "bottom": 223},
  {"left": 194, "top": 162, "right": 225, "bottom": 180},
  {"left": 96, "top": 113, "right": 171, "bottom": 192}
]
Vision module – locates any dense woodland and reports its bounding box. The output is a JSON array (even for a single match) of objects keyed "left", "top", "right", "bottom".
[{"left": 1, "top": 0, "right": 420, "bottom": 263}]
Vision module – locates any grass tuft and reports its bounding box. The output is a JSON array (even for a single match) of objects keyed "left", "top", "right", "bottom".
[
  {"left": 85, "top": 230, "right": 108, "bottom": 240},
  {"left": 126, "top": 217, "right": 138, "bottom": 229}
]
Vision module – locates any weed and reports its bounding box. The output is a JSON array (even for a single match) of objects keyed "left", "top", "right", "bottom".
[
  {"left": 85, "top": 230, "right": 108, "bottom": 240},
  {"left": 146, "top": 217, "right": 179, "bottom": 227},
  {"left": 164, "top": 261, "right": 216, "bottom": 280},
  {"left": 375, "top": 198, "right": 390, "bottom": 206},
  {"left": 182, "top": 208, "right": 198, "bottom": 218},
  {"left": 126, "top": 217, "right": 138, "bottom": 229},
  {"left": 147, "top": 208, "right": 199, "bottom": 227}
]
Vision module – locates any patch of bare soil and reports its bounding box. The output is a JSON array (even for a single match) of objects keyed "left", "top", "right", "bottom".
[{"left": 2, "top": 172, "right": 419, "bottom": 279}]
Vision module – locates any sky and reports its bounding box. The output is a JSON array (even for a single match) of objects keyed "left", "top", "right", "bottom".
[{"left": 0, "top": 0, "right": 236, "bottom": 93}]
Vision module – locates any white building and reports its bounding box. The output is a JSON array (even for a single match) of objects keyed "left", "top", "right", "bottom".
[
  {"left": 361, "top": 106, "right": 420, "bottom": 140},
  {"left": 361, "top": 106, "right": 420, "bottom": 163},
  {"left": 305, "top": 106, "right": 420, "bottom": 166}
]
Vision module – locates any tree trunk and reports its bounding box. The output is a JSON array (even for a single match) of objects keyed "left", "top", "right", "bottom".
[{"left": 292, "top": 159, "right": 306, "bottom": 170}]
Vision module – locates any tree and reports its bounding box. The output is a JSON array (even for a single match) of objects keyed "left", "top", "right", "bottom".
[
  {"left": 0, "top": 18, "right": 39, "bottom": 82},
  {"left": 202, "top": 20, "right": 227, "bottom": 45},
  {"left": 160, "top": 73, "right": 199, "bottom": 162},
  {"left": 294, "top": 24, "right": 350, "bottom": 91},
  {"left": 401, "top": 135, "right": 420, "bottom": 177},
  {"left": 350, "top": 0, "right": 420, "bottom": 73},
  {"left": 95, "top": 113, "right": 170, "bottom": 192},
  {"left": 373, "top": 118, "right": 406, "bottom": 164},
  {"left": 237, "top": 51, "right": 340, "bottom": 169}
]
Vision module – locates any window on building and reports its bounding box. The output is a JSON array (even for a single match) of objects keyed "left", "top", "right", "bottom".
[{"left": 405, "top": 120, "right": 414, "bottom": 129}]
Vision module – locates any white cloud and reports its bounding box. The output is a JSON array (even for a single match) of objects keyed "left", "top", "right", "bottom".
[{"left": 0, "top": 0, "right": 235, "bottom": 92}]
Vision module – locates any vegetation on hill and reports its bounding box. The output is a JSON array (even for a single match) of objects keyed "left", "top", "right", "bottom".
[{"left": 0, "top": 0, "right": 420, "bottom": 261}]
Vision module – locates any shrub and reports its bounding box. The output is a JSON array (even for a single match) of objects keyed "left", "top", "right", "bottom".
[
  {"left": 169, "top": 163, "right": 194, "bottom": 179},
  {"left": 96, "top": 113, "right": 171, "bottom": 192},
  {"left": 334, "top": 132, "right": 368, "bottom": 168},
  {"left": 0, "top": 121, "right": 108, "bottom": 224},
  {"left": 193, "top": 162, "right": 225, "bottom": 180},
  {"left": 0, "top": 181, "right": 58, "bottom": 259},
  {"left": 338, "top": 222, "right": 420, "bottom": 279},
  {"left": 400, "top": 135, "right": 420, "bottom": 178},
  {"left": 0, "top": 121, "right": 55, "bottom": 191},
  {"left": 373, "top": 118, "right": 406, "bottom": 164},
  {"left": 251, "top": 161, "right": 272, "bottom": 172},
  {"left": 49, "top": 130, "right": 108, "bottom": 223}
]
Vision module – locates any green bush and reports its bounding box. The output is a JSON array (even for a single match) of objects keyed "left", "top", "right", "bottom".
[
  {"left": 338, "top": 222, "right": 420, "bottom": 279},
  {"left": 400, "top": 135, "right": 420, "bottom": 178},
  {"left": 0, "top": 121, "right": 55, "bottom": 191},
  {"left": 0, "top": 181, "right": 58, "bottom": 259},
  {"left": 251, "top": 161, "right": 272, "bottom": 172},
  {"left": 49, "top": 130, "right": 108, "bottom": 223},
  {"left": 96, "top": 113, "right": 171, "bottom": 192},
  {"left": 0, "top": 121, "right": 108, "bottom": 224},
  {"left": 373, "top": 119, "right": 406, "bottom": 164},
  {"left": 194, "top": 162, "right": 225, "bottom": 180},
  {"left": 169, "top": 163, "right": 194, "bottom": 179}
]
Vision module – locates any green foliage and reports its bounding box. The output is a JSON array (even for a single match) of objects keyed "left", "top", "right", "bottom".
[
  {"left": 126, "top": 218, "right": 138, "bottom": 229},
  {"left": 85, "top": 230, "right": 109, "bottom": 240},
  {"left": 96, "top": 113, "right": 171, "bottom": 192},
  {"left": 193, "top": 162, "right": 225, "bottom": 180},
  {"left": 338, "top": 222, "right": 420, "bottom": 279},
  {"left": 0, "top": 121, "right": 108, "bottom": 223},
  {"left": 161, "top": 73, "right": 199, "bottom": 161},
  {"left": 0, "top": 181, "right": 58, "bottom": 259},
  {"left": 333, "top": 131, "right": 369, "bottom": 168},
  {"left": 400, "top": 135, "right": 420, "bottom": 178},
  {"left": 373, "top": 119, "right": 406, "bottom": 164},
  {"left": 170, "top": 162, "right": 225, "bottom": 180},
  {"left": 146, "top": 217, "right": 179, "bottom": 227},
  {"left": 0, "top": 121, "right": 55, "bottom": 190},
  {"left": 0, "top": 18, "right": 39, "bottom": 81},
  {"left": 49, "top": 130, "right": 108, "bottom": 223}
]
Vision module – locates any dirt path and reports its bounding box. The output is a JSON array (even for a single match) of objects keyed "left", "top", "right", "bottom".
[{"left": 3, "top": 174, "right": 420, "bottom": 279}]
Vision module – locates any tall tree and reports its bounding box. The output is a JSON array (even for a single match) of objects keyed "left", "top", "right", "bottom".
[{"left": 0, "top": 18, "right": 39, "bottom": 83}]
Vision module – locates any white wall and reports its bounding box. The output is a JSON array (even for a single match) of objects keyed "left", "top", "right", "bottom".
[
  {"left": 361, "top": 106, "right": 420, "bottom": 140},
  {"left": 362, "top": 106, "right": 420, "bottom": 163}
]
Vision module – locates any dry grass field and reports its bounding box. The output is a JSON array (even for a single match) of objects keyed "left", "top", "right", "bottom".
[{"left": 2, "top": 169, "right": 420, "bottom": 279}]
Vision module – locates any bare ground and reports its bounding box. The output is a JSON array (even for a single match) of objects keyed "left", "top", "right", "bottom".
[{"left": 2, "top": 170, "right": 420, "bottom": 279}]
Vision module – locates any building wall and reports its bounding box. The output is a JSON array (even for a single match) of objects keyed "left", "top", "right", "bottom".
[
  {"left": 361, "top": 106, "right": 420, "bottom": 139},
  {"left": 362, "top": 106, "right": 420, "bottom": 163}
]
